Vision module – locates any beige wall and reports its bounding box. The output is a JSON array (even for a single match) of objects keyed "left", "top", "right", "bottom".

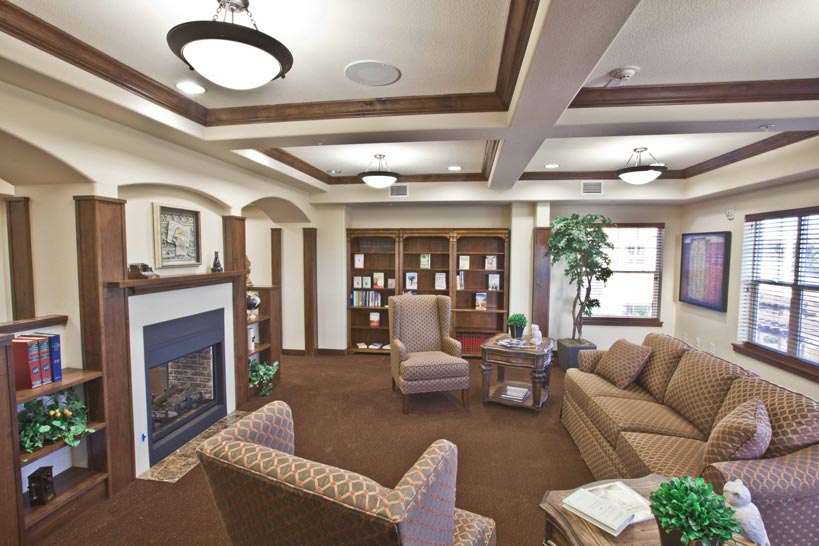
[
  {"left": 315, "top": 206, "right": 349, "bottom": 350},
  {"left": 676, "top": 177, "right": 819, "bottom": 400},
  {"left": 348, "top": 204, "right": 510, "bottom": 229},
  {"left": 243, "top": 205, "right": 275, "bottom": 287}
]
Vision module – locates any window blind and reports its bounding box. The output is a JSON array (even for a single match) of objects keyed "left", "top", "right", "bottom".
[
  {"left": 590, "top": 225, "right": 664, "bottom": 319},
  {"left": 738, "top": 208, "right": 819, "bottom": 365}
]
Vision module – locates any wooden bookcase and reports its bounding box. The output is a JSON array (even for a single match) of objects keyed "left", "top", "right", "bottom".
[
  {"left": 246, "top": 285, "right": 282, "bottom": 395},
  {"left": 346, "top": 229, "right": 510, "bottom": 357}
]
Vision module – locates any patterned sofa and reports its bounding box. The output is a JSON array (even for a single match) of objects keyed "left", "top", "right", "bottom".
[
  {"left": 562, "top": 333, "right": 819, "bottom": 545},
  {"left": 197, "top": 401, "right": 496, "bottom": 546}
]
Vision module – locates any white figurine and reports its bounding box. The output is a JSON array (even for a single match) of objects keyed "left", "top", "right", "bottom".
[
  {"left": 723, "top": 479, "right": 770, "bottom": 546},
  {"left": 530, "top": 324, "right": 543, "bottom": 344}
]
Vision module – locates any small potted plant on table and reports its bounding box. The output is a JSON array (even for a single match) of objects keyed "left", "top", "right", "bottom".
[
  {"left": 507, "top": 314, "right": 527, "bottom": 339},
  {"left": 649, "top": 476, "right": 740, "bottom": 546}
]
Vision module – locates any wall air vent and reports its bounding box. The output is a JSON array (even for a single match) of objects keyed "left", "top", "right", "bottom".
[
  {"left": 389, "top": 184, "right": 409, "bottom": 198},
  {"left": 581, "top": 180, "right": 603, "bottom": 195}
]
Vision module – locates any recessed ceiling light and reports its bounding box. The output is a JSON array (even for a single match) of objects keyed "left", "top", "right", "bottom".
[
  {"left": 326, "top": 169, "right": 342, "bottom": 175},
  {"left": 544, "top": 163, "right": 560, "bottom": 169},
  {"left": 758, "top": 123, "right": 775, "bottom": 131},
  {"left": 175, "top": 81, "right": 206, "bottom": 94},
  {"left": 345, "top": 60, "right": 402, "bottom": 87},
  {"left": 447, "top": 165, "right": 462, "bottom": 172}
]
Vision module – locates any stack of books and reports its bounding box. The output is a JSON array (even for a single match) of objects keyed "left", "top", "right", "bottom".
[
  {"left": 561, "top": 481, "right": 652, "bottom": 537},
  {"left": 499, "top": 385, "right": 530, "bottom": 402}
]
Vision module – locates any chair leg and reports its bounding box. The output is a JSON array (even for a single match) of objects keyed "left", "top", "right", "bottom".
[
  {"left": 403, "top": 394, "right": 409, "bottom": 414},
  {"left": 392, "top": 377, "right": 397, "bottom": 392},
  {"left": 462, "top": 388, "right": 469, "bottom": 408}
]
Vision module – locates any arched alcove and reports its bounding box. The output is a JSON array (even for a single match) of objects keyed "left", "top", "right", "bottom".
[
  {"left": 0, "top": 129, "right": 94, "bottom": 186},
  {"left": 247, "top": 196, "right": 311, "bottom": 224}
]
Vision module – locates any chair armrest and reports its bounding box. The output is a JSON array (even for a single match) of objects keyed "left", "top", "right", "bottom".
[
  {"left": 703, "top": 444, "right": 819, "bottom": 502},
  {"left": 578, "top": 350, "right": 606, "bottom": 373},
  {"left": 392, "top": 338, "right": 407, "bottom": 362},
  {"left": 217, "top": 401, "right": 294, "bottom": 454},
  {"left": 382, "top": 440, "right": 458, "bottom": 545},
  {"left": 442, "top": 336, "right": 462, "bottom": 358}
]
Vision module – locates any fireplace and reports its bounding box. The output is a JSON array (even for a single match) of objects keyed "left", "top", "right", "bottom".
[{"left": 144, "top": 309, "right": 226, "bottom": 466}]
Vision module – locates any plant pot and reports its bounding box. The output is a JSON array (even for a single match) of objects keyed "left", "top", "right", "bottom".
[
  {"left": 556, "top": 338, "right": 596, "bottom": 371},
  {"left": 657, "top": 524, "right": 720, "bottom": 546},
  {"left": 509, "top": 325, "right": 524, "bottom": 339}
]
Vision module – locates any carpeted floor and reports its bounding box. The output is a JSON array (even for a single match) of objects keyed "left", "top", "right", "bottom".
[{"left": 48, "top": 354, "right": 593, "bottom": 546}]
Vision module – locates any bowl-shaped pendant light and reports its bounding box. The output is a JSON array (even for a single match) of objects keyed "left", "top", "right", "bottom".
[
  {"left": 359, "top": 154, "right": 400, "bottom": 188},
  {"left": 616, "top": 147, "right": 667, "bottom": 185},
  {"left": 168, "top": 0, "right": 293, "bottom": 90}
]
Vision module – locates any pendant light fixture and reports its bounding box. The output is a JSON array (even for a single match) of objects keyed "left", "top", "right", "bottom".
[
  {"left": 167, "top": 0, "right": 293, "bottom": 91},
  {"left": 359, "top": 154, "right": 400, "bottom": 188},
  {"left": 616, "top": 147, "right": 667, "bottom": 185}
]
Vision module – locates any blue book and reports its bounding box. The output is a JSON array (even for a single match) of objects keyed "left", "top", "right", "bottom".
[{"left": 34, "top": 332, "right": 62, "bottom": 382}]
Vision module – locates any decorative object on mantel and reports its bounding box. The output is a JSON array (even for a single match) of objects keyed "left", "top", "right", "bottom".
[
  {"left": 507, "top": 313, "right": 527, "bottom": 339},
  {"left": 723, "top": 480, "right": 770, "bottom": 546},
  {"left": 153, "top": 204, "right": 202, "bottom": 268},
  {"left": 245, "top": 255, "right": 253, "bottom": 286},
  {"left": 128, "top": 263, "right": 160, "bottom": 280},
  {"left": 680, "top": 231, "right": 731, "bottom": 312},
  {"left": 210, "top": 251, "right": 223, "bottom": 273},
  {"left": 27, "top": 466, "right": 55, "bottom": 506},
  {"left": 616, "top": 147, "right": 668, "bottom": 185}
]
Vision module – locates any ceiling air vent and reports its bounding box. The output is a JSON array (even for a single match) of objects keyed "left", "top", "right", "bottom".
[
  {"left": 581, "top": 180, "right": 603, "bottom": 195},
  {"left": 389, "top": 184, "right": 409, "bottom": 198}
]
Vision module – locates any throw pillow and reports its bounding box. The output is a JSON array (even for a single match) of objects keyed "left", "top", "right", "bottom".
[
  {"left": 705, "top": 398, "right": 771, "bottom": 465},
  {"left": 595, "top": 339, "right": 652, "bottom": 389}
]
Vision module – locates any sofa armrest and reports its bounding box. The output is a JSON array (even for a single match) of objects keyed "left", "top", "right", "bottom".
[
  {"left": 578, "top": 350, "right": 606, "bottom": 373},
  {"left": 703, "top": 443, "right": 819, "bottom": 502},
  {"left": 218, "top": 400, "right": 295, "bottom": 454},
  {"left": 391, "top": 338, "right": 407, "bottom": 362},
  {"left": 442, "top": 336, "right": 462, "bottom": 358},
  {"left": 382, "top": 440, "right": 458, "bottom": 544}
]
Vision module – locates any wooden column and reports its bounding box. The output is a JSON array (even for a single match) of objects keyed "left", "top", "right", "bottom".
[
  {"left": 303, "top": 228, "right": 318, "bottom": 357},
  {"left": 74, "top": 196, "right": 133, "bottom": 495},
  {"left": 222, "top": 216, "right": 249, "bottom": 405},
  {"left": 270, "top": 228, "right": 283, "bottom": 363},
  {"left": 6, "top": 197, "right": 35, "bottom": 320},
  {"left": 0, "top": 335, "right": 24, "bottom": 546},
  {"left": 532, "top": 227, "right": 551, "bottom": 337}
]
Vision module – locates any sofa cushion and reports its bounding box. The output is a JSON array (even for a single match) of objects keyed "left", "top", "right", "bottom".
[
  {"left": 664, "top": 351, "right": 755, "bottom": 436},
  {"left": 617, "top": 432, "right": 706, "bottom": 478},
  {"left": 565, "top": 369, "right": 655, "bottom": 414},
  {"left": 586, "top": 396, "right": 706, "bottom": 446},
  {"left": 637, "top": 334, "right": 690, "bottom": 402},
  {"left": 454, "top": 508, "right": 496, "bottom": 546},
  {"left": 715, "top": 378, "right": 819, "bottom": 458},
  {"left": 705, "top": 398, "right": 771, "bottom": 465},
  {"left": 400, "top": 351, "right": 469, "bottom": 381},
  {"left": 596, "top": 339, "right": 652, "bottom": 389}
]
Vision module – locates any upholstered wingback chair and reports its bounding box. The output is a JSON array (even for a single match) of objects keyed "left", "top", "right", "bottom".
[
  {"left": 197, "top": 401, "right": 496, "bottom": 546},
  {"left": 388, "top": 295, "right": 470, "bottom": 413}
]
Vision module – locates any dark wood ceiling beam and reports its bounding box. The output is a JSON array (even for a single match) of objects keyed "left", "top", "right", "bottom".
[
  {"left": 520, "top": 170, "right": 685, "bottom": 180},
  {"left": 482, "top": 140, "right": 500, "bottom": 179},
  {"left": 570, "top": 78, "right": 819, "bottom": 108},
  {"left": 258, "top": 148, "right": 331, "bottom": 184},
  {"left": 495, "top": 0, "right": 540, "bottom": 106}
]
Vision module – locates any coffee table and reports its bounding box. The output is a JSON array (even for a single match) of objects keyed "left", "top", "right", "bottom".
[
  {"left": 480, "top": 334, "right": 553, "bottom": 411},
  {"left": 539, "top": 474, "right": 666, "bottom": 546}
]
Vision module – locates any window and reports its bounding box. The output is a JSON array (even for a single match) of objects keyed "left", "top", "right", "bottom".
[
  {"left": 586, "top": 224, "right": 664, "bottom": 326},
  {"left": 735, "top": 207, "right": 819, "bottom": 379}
]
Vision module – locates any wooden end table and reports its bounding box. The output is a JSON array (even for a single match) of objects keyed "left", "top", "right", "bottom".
[
  {"left": 540, "top": 475, "right": 667, "bottom": 546},
  {"left": 480, "top": 334, "right": 553, "bottom": 411}
]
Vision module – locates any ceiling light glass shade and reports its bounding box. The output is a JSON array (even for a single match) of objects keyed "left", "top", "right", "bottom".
[
  {"left": 168, "top": 20, "right": 293, "bottom": 90},
  {"left": 616, "top": 164, "right": 667, "bottom": 185},
  {"left": 359, "top": 172, "right": 399, "bottom": 189}
]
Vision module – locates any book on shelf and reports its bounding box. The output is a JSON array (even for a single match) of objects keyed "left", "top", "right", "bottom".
[
  {"left": 485, "top": 255, "right": 497, "bottom": 270},
  {"left": 387, "top": 278, "right": 395, "bottom": 289},
  {"left": 353, "top": 276, "right": 363, "bottom": 288},
  {"left": 356, "top": 342, "right": 368, "bottom": 349},
  {"left": 458, "top": 271, "right": 465, "bottom": 290},
  {"left": 459, "top": 255, "right": 470, "bottom": 269},
  {"left": 420, "top": 253, "right": 431, "bottom": 269},
  {"left": 369, "top": 312, "right": 381, "bottom": 327},
  {"left": 403, "top": 290, "right": 416, "bottom": 296},
  {"left": 499, "top": 386, "right": 530, "bottom": 402},
  {"left": 18, "top": 336, "right": 52, "bottom": 385},
  {"left": 368, "top": 342, "right": 383, "bottom": 350},
  {"left": 354, "top": 253, "right": 365, "bottom": 268},
  {"left": 350, "top": 290, "right": 383, "bottom": 307},
  {"left": 405, "top": 272, "right": 418, "bottom": 290},
  {"left": 475, "top": 292, "right": 487, "bottom": 310},
  {"left": 12, "top": 338, "right": 43, "bottom": 389},
  {"left": 373, "top": 272, "right": 385, "bottom": 289},
  {"left": 33, "top": 332, "right": 62, "bottom": 382},
  {"left": 561, "top": 481, "right": 651, "bottom": 537},
  {"left": 362, "top": 276, "right": 372, "bottom": 289},
  {"left": 383, "top": 344, "right": 391, "bottom": 350},
  {"left": 435, "top": 272, "right": 447, "bottom": 290},
  {"left": 488, "top": 273, "right": 500, "bottom": 291}
]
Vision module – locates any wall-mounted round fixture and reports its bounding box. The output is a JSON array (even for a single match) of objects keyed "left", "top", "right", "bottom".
[
  {"left": 616, "top": 147, "right": 667, "bottom": 185},
  {"left": 544, "top": 163, "right": 559, "bottom": 169},
  {"left": 359, "top": 154, "right": 400, "bottom": 188},
  {"left": 345, "top": 60, "right": 402, "bottom": 87},
  {"left": 175, "top": 81, "right": 207, "bottom": 94},
  {"left": 167, "top": 0, "right": 293, "bottom": 90},
  {"left": 447, "top": 165, "right": 462, "bottom": 172}
]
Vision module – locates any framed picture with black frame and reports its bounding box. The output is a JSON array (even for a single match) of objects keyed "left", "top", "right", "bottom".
[{"left": 679, "top": 231, "right": 731, "bottom": 311}]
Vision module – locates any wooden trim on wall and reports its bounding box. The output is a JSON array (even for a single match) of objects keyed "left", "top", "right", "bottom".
[
  {"left": 303, "top": 228, "right": 318, "bottom": 357},
  {"left": 733, "top": 342, "right": 819, "bottom": 383},
  {"left": 0, "top": 336, "right": 25, "bottom": 546},
  {"left": 5, "top": 197, "right": 35, "bottom": 320},
  {"left": 317, "top": 348, "right": 348, "bottom": 356},
  {"left": 270, "top": 228, "right": 282, "bottom": 286},
  {"left": 221, "top": 216, "right": 249, "bottom": 406},
  {"left": 532, "top": 227, "right": 551, "bottom": 338},
  {"left": 520, "top": 170, "right": 686, "bottom": 180},
  {"left": 570, "top": 78, "right": 819, "bottom": 108},
  {"left": 282, "top": 349, "right": 306, "bottom": 356}
]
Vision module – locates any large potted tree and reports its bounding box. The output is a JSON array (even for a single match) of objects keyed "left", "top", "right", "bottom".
[{"left": 547, "top": 213, "right": 613, "bottom": 370}]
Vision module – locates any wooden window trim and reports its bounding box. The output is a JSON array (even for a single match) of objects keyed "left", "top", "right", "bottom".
[
  {"left": 732, "top": 342, "right": 819, "bottom": 382},
  {"left": 745, "top": 205, "right": 819, "bottom": 222}
]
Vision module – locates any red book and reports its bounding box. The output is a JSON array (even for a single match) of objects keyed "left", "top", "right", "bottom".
[
  {"left": 12, "top": 339, "right": 43, "bottom": 390},
  {"left": 18, "top": 336, "right": 52, "bottom": 385}
]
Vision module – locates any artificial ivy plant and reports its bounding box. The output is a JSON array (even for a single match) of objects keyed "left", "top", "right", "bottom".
[
  {"left": 249, "top": 360, "right": 280, "bottom": 397},
  {"left": 18, "top": 387, "right": 95, "bottom": 456}
]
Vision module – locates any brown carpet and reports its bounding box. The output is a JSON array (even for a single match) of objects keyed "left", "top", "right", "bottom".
[{"left": 48, "top": 354, "right": 593, "bottom": 546}]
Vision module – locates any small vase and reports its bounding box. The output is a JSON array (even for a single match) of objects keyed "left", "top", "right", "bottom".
[
  {"left": 657, "top": 525, "right": 717, "bottom": 546},
  {"left": 211, "top": 251, "right": 223, "bottom": 273},
  {"left": 509, "top": 325, "right": 524, "bottom": 339}
]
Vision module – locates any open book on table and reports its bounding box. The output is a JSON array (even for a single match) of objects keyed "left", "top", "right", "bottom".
[{"left": 561, "top": 481, "right": 652, "bottom": 537}]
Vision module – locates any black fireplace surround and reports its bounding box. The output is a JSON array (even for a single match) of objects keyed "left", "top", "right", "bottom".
[{"left": 144, "top": 308, "right": 226, "bottom": 466}]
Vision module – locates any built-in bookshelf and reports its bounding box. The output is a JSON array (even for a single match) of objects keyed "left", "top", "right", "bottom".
[
  {"left": 347, "top": 229, "right": 509, "bottom": 357},
  {"left": 247, "top": 286, "right": 282, "bottom": 394}
]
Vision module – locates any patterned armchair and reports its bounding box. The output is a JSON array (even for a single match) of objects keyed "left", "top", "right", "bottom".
[
  {"left": 197, "top": 401, "right": 496, "bottom": 546},
  {"left": 388, "top": 295, "right": 470, "bottom": 413}
]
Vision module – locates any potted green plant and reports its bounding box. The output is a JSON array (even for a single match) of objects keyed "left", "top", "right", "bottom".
[
  {"left": 249, "top": 360, "right": 280, "bottom": 397},
  {"left": 649, "top": 477, "right": 740, "bottom": 546},
  {"left": 547, "top": 213, "right": 613, "bottom": 370},
  {"left": 18, "top": 388, "right": 95, "bottom": 458},
  {"left": 507, "top": 314, "right": 527, "bottom": 339}
]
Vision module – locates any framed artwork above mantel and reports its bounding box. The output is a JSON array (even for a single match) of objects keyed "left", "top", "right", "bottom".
[
  {"left": 679, "top": 231, "right": 731, "bottom": 311},
  {"left": 153, "top": 203, "right": 202, "bottom": 268}
]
